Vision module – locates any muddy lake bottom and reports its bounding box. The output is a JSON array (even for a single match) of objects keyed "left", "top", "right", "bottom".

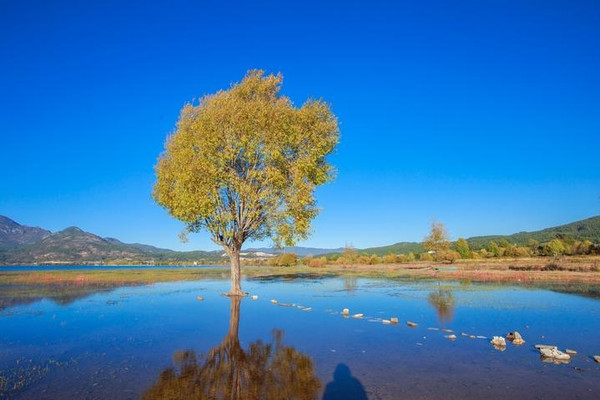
[{"left": 1, "top": 275, "right": 600, "bottom": 399}]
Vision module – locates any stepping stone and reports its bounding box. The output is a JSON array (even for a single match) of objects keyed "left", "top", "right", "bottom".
[
  {"left": 352, "top": 313, "right": 364, "bottom": 318},
  {"left": 539, "top": 348, "right": 571, "bottom": 361},
  {"left": 407, "top": 321, "right": 418, "bottom": 327},
  {"left": 565, "top": 349, "right": 577, "bottom": 355}
]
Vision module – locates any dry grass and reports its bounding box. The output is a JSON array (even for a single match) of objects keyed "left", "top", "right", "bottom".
[{"left": 1, "top": 256, "right": 599, "bottom": 286}]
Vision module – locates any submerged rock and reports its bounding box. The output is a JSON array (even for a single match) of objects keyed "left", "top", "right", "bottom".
[
  {"left": 506, "top": 331, "right": 525, "bottom": 345},
  {"left": 352, "top": 313, "right": 364, "bottom": 319},
  {"left": 382, "top": 319, "right": 391, "bottom": 324},
  {"left": 407, "top": 321, "right": 418, "bottom": 328},
  {"left": 445, "top": 334, "right": 457, "bottom": 340},
  {"left": 250, "top": 295, "right": 258, "bottom": 300},
  {"left": 565, "top": 349, "right": 577, "bottom": 355},
  {"left": 196, "top": 296, "right": 204, "bottom": 302},
  {"left": 302, "top": 307, "right": 312, "bottom": 311},
  {"left": 441, "top": 328, "right": 453, "bottom": 333},
  {"left": 270, "top": 299, "right": 278, "bottom": 304}
]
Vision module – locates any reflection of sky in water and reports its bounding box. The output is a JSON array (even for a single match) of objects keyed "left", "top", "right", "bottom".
[{"left": 1, "top": 278, "right": 600, "bottom": 399}]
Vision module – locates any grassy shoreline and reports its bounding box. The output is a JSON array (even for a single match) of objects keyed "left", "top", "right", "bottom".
[{"left": 1, "top": 257, "right": 599, "bottom": 286}]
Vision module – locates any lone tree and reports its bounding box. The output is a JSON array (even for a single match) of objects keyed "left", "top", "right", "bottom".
[
  {"left": 153, "top": 70, "right": 339, "bottom": 296},
  {"left": 423, "top": 221, "right": 451, "bottom": 253}
]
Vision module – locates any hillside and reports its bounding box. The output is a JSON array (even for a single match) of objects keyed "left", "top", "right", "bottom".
[
  {"left": 466, "top": 215, "right": 600, "bottom": 249},
  {"left": 0, "top": 220, "right": 221, "bottom": 265},
  {"left": 325, "top": 216, "right": 600, "bottom": 256},
  {"left": 3, "top": 227, "right": 149, "bottom": 263},
  {"left": 357, "top": 242, "right": 423, "bottom": 256},
  {"left": 0, "top": 216, "right": 51, "bottom": 250}
]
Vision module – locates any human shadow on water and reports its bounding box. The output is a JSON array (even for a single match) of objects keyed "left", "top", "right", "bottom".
[
  {"left": 143, "top": 296, "right": 321, "bottom": 400},
  {"left": 322, "top": 364, "right": 368, "bottom": 400}
]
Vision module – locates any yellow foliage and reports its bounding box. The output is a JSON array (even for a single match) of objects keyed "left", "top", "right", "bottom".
[{"left": 153, "top": 70, "right": 339, "bottom": 253}]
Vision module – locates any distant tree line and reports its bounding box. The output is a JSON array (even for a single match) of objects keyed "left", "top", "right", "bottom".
[{"left": 251, "top": 221, "right": 599, "bottom": 267}]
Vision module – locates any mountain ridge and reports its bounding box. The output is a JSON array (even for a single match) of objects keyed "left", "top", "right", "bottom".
[{"left": 0, "top": 215, "right": 52, "bottom": 250}]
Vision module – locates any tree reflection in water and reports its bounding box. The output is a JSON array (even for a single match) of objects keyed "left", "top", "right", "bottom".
[
  {"left": 342, "top": 277, "right": 358, "bottom": 294},
  {"left": 143, "top": 296, "right": 321, "bottom": 400},
  {"left": 428, "top": 284, "right": 456, "bottom": 324}
]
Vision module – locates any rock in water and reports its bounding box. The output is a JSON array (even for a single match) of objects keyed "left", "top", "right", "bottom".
[
  {"left": 490, "top": 336, "right": 506, "bottom": 348},
  {"left": 565, "top": 349, "right": 577, "bottom": 355},
  {"left": 441, "top": 328, "right": 453, "bottom": 333},
  {"left": 352, "top": 313, "right": 364, "bottom": 319},
  {"left": 506, "top": 331, "right": 525, "bottom": 345},
  {"left": 390, "top": 317, "right": 399, "bottom": 324},
  {"left": 250, "top": 295, "right": 258, "bottom": 300},
  {"left": 407, "top": 321, "right": 418, "bottom": 327},
  {"left": 539, "top": 348, "right": 571, "bottom": 362},
  {"left": 535, "top": 344, "right": 557, "bottom": 350},
  {"left": 445, "top": 334, "right": 457, "bottom": 340},
  {"left": 270, "top": 299, "right": 278, "bottom": 304},
  {"left": 196, "top": 296, "right": 204, "bottom": 302},
  {"left": 342, "top": 308, "right": 350, "bottom": 316},
  {"left": 593, "top": 355, "right": 600, "bottom": 363},
  {"left": 382, "top": 319, "right": 391, "bottom": 324}
]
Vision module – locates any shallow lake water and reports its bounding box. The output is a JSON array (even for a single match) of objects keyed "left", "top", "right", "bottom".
[{"left": 1, "top": 275, "right": 600, "bottom": 399}]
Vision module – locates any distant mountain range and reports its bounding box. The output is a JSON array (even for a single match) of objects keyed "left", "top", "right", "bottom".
[
  {"left": 245, "top": 246, "right": 344, "bottom": 257},
  {"left": 1, "top": 214, "right": 599, "bottom": 265},
  {"left": 0, "top": 215, "right": 51, "bottom": 250},
  {"left": 0, "top": 216, "right": 221, "bottom": 265}
]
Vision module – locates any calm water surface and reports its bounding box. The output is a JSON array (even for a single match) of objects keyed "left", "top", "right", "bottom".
[{"left": 1, "top": 276, "right": 600, "bottom": 399}]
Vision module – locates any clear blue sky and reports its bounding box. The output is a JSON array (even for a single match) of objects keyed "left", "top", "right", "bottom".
[{"left": 1, "top": 0, "right": 599, "bottom": 251}]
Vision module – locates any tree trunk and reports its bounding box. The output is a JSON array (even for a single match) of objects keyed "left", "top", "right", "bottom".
[{"left": 227, "top": 247, "right": 245, "bottom": 296}]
